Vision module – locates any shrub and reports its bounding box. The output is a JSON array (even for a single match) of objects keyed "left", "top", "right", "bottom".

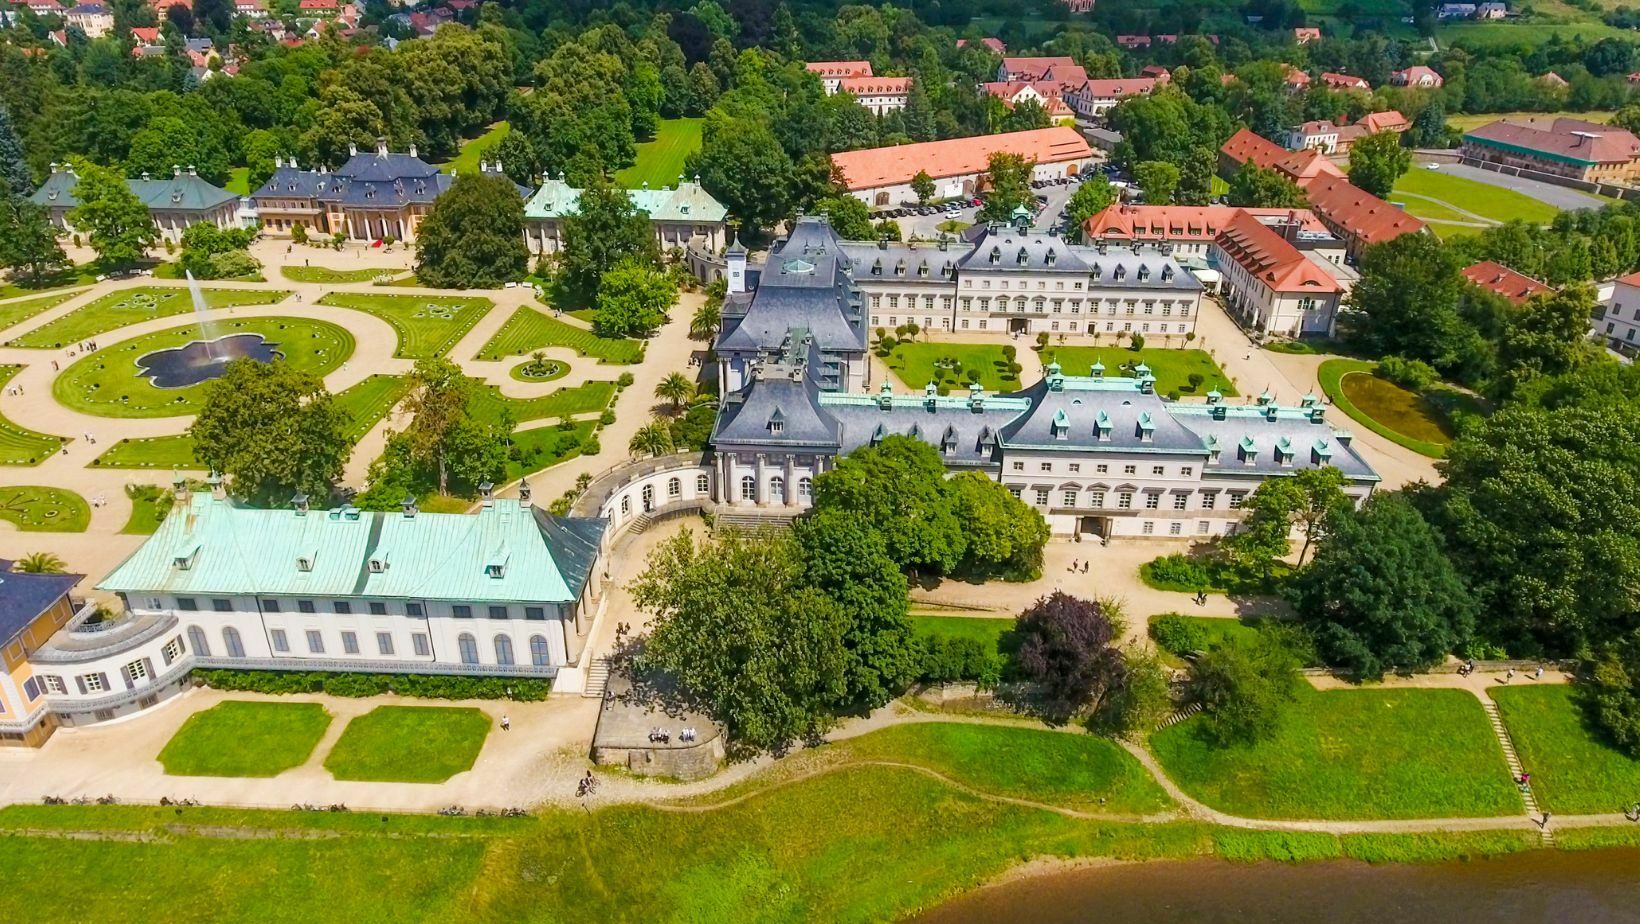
[
  {"left": 1142, "top": 553, "right": 1214, "bottom": 591},
  {"left": 1131, "top": 333, "right": 1146, "bottom": 351},
  {"left": 918, "top": 635, "right": 1003, "bottom": 686},
  {"left": 1376, "top": 355, "right": 1438, "bottom": 391},
  {"left": 1150, "top": 613, "right": 1209, "bottom": 656},
  {"left": 598, "top": 409, "right": 616, "bottom": 426},
  {"left": 291, "top": 224, "right": 308, "bottom": 244},
  {"left": 195, "top": 669, "right": 552, "bottom": 700},
  {"left": 1002, "top": 344, "right": 1017, "bottom": 361},
  {"left": 208, "top": 250, "right": 260, "bottom": 279},
  {"left": 616, "top": 372, "right": 635, "bottom": 388}
]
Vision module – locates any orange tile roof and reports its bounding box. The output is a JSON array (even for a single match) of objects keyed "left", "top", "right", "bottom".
[
  {"left": 1221, "top": 128, "right": 1288, "bottom": 169},
  {"left": 1462, "top": 261, "right": 1553, "bottom": 304},
  {"left": 1084, "top": 203, "right": 1332, "bottom": 244},
  {"left": 1300, "top": 173, "right": 1426, "bottom": 247},
  {"left": 1276, "top": 147, "right": 1346, "bottom": 180},
  {"left": 1321, "top": 72, "right": 1370, "bottom": 90},
  {"left": 836, "top": 76, "right": 911, "bottom": 95},
  {"left": 1358, "top": 110, "right": 1409, "bottom": 133},
  {"left": 1215, "top": 212, "right": 1342, "bottom": 294},
  {"left": 806, "top": 60, "right": 873, "bottom": 79},
  {"left": 831, "top": 127, "right": 1091, "bottom": 190}
]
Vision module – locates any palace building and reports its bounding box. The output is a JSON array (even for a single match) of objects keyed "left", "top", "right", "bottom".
[
  {"left": 523, "top": 176, "right": 728, "bottom": 255},
  {"left": 30, "top": 164, "right": 243, "bottom": 243}
]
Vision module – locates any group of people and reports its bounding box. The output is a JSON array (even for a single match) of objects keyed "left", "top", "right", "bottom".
[
  {"left": 1067, "top": 559, "right": 1090, "bottom": 574},
  {"left": 646, "top": 726, "right": 700, "bottom": 744}
]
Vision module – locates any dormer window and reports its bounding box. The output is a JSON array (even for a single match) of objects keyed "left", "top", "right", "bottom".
[
  {"left": 172, "top": 542, "right": 200, "bottom": 571},
  {"left": 1137, "top": 412, "right": 1155, "bottom": 442},
  {"left": 871, "top": 258, "right": 882, "bottom": 276},
  {"left": 1161, "top": 265, "right": 1175, "bottom": 282},
  {"left": 369, "top": 556, "right": 388, "bottom": 574},
  {"left": 989, "top": 246, "right": 1001, "bottom": 264},
  {"left": 297, "top": 554, "right": 315, "bottom": 572},
  {"left": 1114, "top": 264, "right": 1126, "bottom": 281},
  {"left": 1091, "top": 263, "right": 1102, "bottom": 280},
  {"left": 1138, "top": 264, "right": 1151, "bottom": 281},
  {"left": 486, "top": 563, "right": 506, "bottom": 579},
  {"left": 894, "top": 259, "right": 906, "bottom": 276},
  {"left": 1094, "top": 410, "right": 1112, "bottom": 441},
  {"left": 1045, "top": 248, "right": 1057, "bottom": 266},
  {"left": 1051, "top": 408, "right": 1070, "bottom": 440},
  {"left": 1238, "top": 436, "right": 1257, "bottom": 465}
]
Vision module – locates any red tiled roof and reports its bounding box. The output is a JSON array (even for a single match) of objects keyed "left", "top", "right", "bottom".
[
  {"left": 1073, "top": 76, "right": 1161, "bottom": 99},
  {"left": 837, "top": 77, "right": 911, "bottom": 96},
  {"left": 1320, "top": 72, "right": 1370, "bottom": 90},
  {"left": 1277, "top": 147, "right": 1346, "bottom": 180},
  {"left": 831, "top": 127, "right": 1091, "bottom": 190},
  {"left": 1215, "top": 212, "right": 1341, "bottom": 294},
  {"left": 1464, "top": 117, "right": 1640, "bottom": 166},
  {"left": 1300, "top": 172, "right": 1426, "bottom": 247},
  {"left": 130, "top": 25, "right": 160, "bottom": 41},
  {"left": 1392, "top": 66, "right": 1443, "bottom": 86},
  {"left": 999, "top": 56, "right": 1078, "bottom": 80},
  {"left": 1294, "top": 27, "right": 1322, "bottom": 41},
  {"left": 1221, "top": 128, "right": 1288, "bottom": 169},
  {"left": 1462, "top": 261, "right": 1553, "bottom": 304},
  {"left": 1085, "top": 204, "right": 1332, "bottom": 244},
  {"left": 957, "top": 37, "right": 1007, "bottom": 54},
  {"left": 806, "top": 60, "right": 873, "bottom": 79},
  {"left": 1358, "top": 110, "right": 1409, "bottom": 133}
]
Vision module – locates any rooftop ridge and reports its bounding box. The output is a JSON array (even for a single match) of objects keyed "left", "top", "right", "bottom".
[{"left": 820, "top": 391, "right": 1034, "bottom": 410}]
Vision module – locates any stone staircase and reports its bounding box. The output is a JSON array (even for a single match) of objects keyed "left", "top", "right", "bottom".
[
  {"left": 1155, "top": 702, "right": 1202, "bottom": 730},
  {"left": 712, "top": 511, "right": 797, "bottom": 532},
  {"left": 582, "top": 657, "right": 612, "bottom": 699},
  {"left": 1482, "top": 697, "right": 1552, "bottom": 843}
]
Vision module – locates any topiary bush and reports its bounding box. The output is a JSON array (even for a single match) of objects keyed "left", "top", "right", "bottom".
[
  {"left": 1376, "top": 355, "right": 1438, "bottom": 391},
  {"left": 1150, "top": 613, "right": 1209, "bottom": 656},
  {"left": 195, "top": 669, "right": 553, "bottom": 700}
]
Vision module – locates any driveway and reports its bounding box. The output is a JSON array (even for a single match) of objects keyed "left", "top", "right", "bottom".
[
  {"left": 1419, "top": 161, "right": 1609, "bottom": 212},
  {"left": 889, "top": 176, "right": 1093, "bottom": 240}
]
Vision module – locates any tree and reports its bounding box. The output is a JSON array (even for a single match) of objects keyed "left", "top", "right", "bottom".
[
  {"left": 1188, "top": 630, "right": 1302, "bottom": 745},
  {"left": 812, "top": 435, "right": 966, "bottom": 575},
  {"left": 1227, "top": 161, "right": 1307, "bottom": 208},
  {"left": 386, "top": 358, "right": 509, "bottom": 498},
  {"left": 1409, "top": 99, "right": 1448, "bottom": 148},
  {"left": 690, "top": 278, "right": 725, "bottom": 341},
  {"left": 1063, "top": 176, "right": 1116, "bottom": 242},
  {"left": 910, "top": 169, "right": 935, "bottom": 205},
  {"left": 1134, "top": 161, "right": 1180, "bottom": 205},
  {"left": 0, "top": 103, "right": 30, "bottom": 197},
  {"left": 976, "top": 151, "right": 1035, "bottom": 223},
  {"left": 633, "top": 529, "right": 850, "bottom": 752},
  {"left": 1176, "top": 146, "right": 1219, "bottom": 206},
  {"left": 628, "top": 419, "right": 675, "bottom": 457},
  {"left": 654, "top": 371, "right": 695, "bottom": 411},
  {"left": 593, "top": 259, "right": 677, "bottom": 338},
  {"left": 0, "top": 197, "right": 67, "bottom": 285},
  {"left": 692, "top": 118, "right": 792, "bottom": 233},
  {"left": 414, "top": 173, "right": 528, "bottom": 289},
  {"left": 177, "top": 222, "right": 256, "bottom": 280},
  {"left": 188, "top": 360, "right": 348, "bottom": 505},
  {"left": 1228, "top": 467, "right": 1351, "bottom": 570},
  {"left": 1348, "top": 131, "right": 1412, "bottom": 199},
  {"left": 1013, "top": 592, "right": 1127, "bottom": 724},
  {"left": 1496, "top": 285, "right": 1597, "bottom": 396},
  {"left": 1092, "top": 649, "right": 1173, "bottom": 737},
  {"left": 492, "top": 132, "right": 543, "bottom": 188},
  {"left": 1347, "top": 233, "right": 1484, "bottom": 378},
  {"left": 67, "top": 161, "right": 156, "bottom": 269},
  {"left": 14, "top": 552, "right": 66, "bottom": 573},
  {"left": 946, "top": 471, "right": 1050, "bottom": 579},
  {"left": 813, "top": 195, "right": 876, "bottom": 240},
  {"left": 560, "top": 177, "right": 659, "bottom": 304},
  {"left": 1586, "top": 630, "right": 1640, "bottom": 757},
  {"left": 1292, "top": 494, "right": 1476, "bottom": 680}
]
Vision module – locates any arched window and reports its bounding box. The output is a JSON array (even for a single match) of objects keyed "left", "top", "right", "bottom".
[
  {"left": 770, "top": 475, "right": 785, "bottom": 503},
  {"left": 668, "top": 477, "right": 682, "bottom": 498},
  {"left": 530, "top": 635, "right": 551, "bottom": 667},
  {"left": 642, "top": 484, "right": 655, "bottom": 511},
  {"left": 187, "top": 625, "right": 210, "bottom": 658},
  {"left": 458, "top": 633, "right": 479, "bottom": 665},
  {"left": 223, "top": 627, "right": 245, "bottom": 658},
  {"left": 798, "top": 477, "right": 813, "bottom": 499},
  {"left": 696, "top": 473, "right": 710, "bottom": 495},
  {"left": 494, "top": 635, "right": 514, "bottom": 666},
  {"left": 740, "top": 474, "right": 756, "bottom": 501},
  {"left": 620, "top": 495, "right": 631, "bottom": 515}
]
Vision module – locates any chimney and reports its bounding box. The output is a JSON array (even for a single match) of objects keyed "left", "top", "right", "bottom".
[
  {"left": 400, "top": 494, "right": 418, "bottom": 518},
  {"left": 348, "top": 143, "right": 358, "bottom": 157},
  {"left": 289, "top": 491, "right": 309, "bottom": 515},
  {"left": 519, "top": 477, "right": 532, "bottom": 506},
  {"left": 409, "top": 143, "right": 417, "bottom": 159},
  {"left": 376, "top": 136, "right": 388, "bottom": 156}
]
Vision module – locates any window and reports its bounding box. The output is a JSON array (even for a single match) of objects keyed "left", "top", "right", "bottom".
[
  {"left": 458, "top": 633, "right": 479, "bottom": 665},
  {"left": 1096, "top": 464, "right": 1108, "bottom": 474},
  {"left": 1201, "top": 492, "right": 1217, "bottom": 510},
  {"left": 271, "top": 629, "right": 289, "bottom": 653},
  {"left": 1009, "top": 486, "right": 1023, "bottom": 498},
  {"left": 1012, "top": 461, "right": 1024, "bottom": 471},
  {"left": 1199, "top": 520, "right": 1211, "bottom": 535},
  {"left": 1118, "top": 492, "right": 1133, "bottom": 509},
  {"left": 262, "top": 599, "right": 281, "bottom": 613},
  {"left": 770, "top": 475, "right": 785, "bottom": 502},
  {"left": 83, "top": 673, "right": 106, "bottom": 693},
  {"left": 306, "top": 630, "right": 325, "bottom": 654},
  {"left": 1228, "top": 492, "right": 1246, "bottom": 509},
  {"left": 176, "top": 597, "right": 198, "bottom": 612},
  {"left": 1089, "top": 490, "right": 1105, "bottom": 508},
  {"left": 223, "top": 627, "right": 245, "bottom": 658},
  {"left": 1068, "top": 463, "right": 1080, "bottom": 473},
  {"left": 333, "top": 601, "right": 352, "bottom": 615},
  {"left": 668, "top": 477, "right": 682, "bottom": 499},
  {"left": 696, "top": 473, "right": 710, "bottom": 494},
  {"left": 1040, "top": 462, "right": 1052, "bottom": 472},
  {"left": 1173, "top": 493, "right": 1189, "bottom": 510},
  {"left": 452, "top": 605, "right": 473, "bottom": 618},
  {"left": 1169, "top": 522, "right": 1183, "bottom": 535},
  {"left": 494, "top": 635, "right": 515, "bottom": 665},
  {"left": 1142, "top": 493, "right": 1158, "bottom": 509},
  {"left": 298, "top": 600, "right": 316, "bottom": 614},
  {"left": 341, "top": 631, "right": 359, "bottom": 654},
  {"left": 1142, "top": 521, "right": 1155, "bottom": 535},
  {"left": 369, "top": 601, "right": 387, "bottom": 616},
  {"left": 740, "top": 474, "right": 756, "bottom": 500},
  {"left": 23, "top": 676, "right": 39, "bottom": 700},
  {"left": 211, "top": 598, "right": 232, "bottom": 612},
  {"left": 489, "top": 605, "right": 508, "bottom": 620},
  {"left": 1034, "top": 488, "right": 1050, "bottom": 506},
  {"left": 1062, "top": 489, "right": 1078, "bottom": 506},
  {"left": 1152, "top": 465, "right": 1165, "bottom": 476},
  {"left": 43, "top": 675, "right": 65, "bottom": 695},
  {"left": 374, "top": 632, "right": 393, "bottom": 656},
  {"left": 1181, "top": 466, "right": 1193, "bottom": 477},
  {"left": 413, "top": 633, "right": 430, "bottom": 656},
  {"left": 1123, "top": 465, "right": 1136, "bottom": 475},
  {"left": 407, "top": 602, "right": 424, "bottom": 617},
  {"left": 182, "top": 629, "right": 205, "bottom": 660},
  {"left": 124, "top": 659, "right": 149, "bottom": 684},
  {"left": 530, "top": 635, "right": 551, "bottom": 667}
]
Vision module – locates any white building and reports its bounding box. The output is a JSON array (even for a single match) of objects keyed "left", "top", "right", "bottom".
[
  {"left": 1063, "top": 76, "right": 1164, "bottom": 120},
  {"left": 805, "top": 60, "right": 874, "bottom": 94},
  {"left": 831, "top": 127, "right": 1094, "bottom": 208},
  {"left": 1596, "top": 270, "right": 1640, "bottom": 353},
  {"left": 836, "top": 76, "right": 912, "bottom": 116},
  {"left": 1213, "top": 211, "right": 1349, "bottom": 338},
  {"left": 1284, "top": 120, "right": 1343, "bottom": 154},
  {"left": 63, "top": 1, "right": 113, "bottom": 37}
]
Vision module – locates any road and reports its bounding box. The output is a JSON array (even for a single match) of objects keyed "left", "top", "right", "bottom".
[{"left": 1417, "top": 161, "right": 1609, "bottom": 212}]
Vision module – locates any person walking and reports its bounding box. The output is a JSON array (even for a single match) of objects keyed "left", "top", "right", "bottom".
[
  {"left": 500, "top": 714, "right": 510, "bottom": 732},
  {"left": 1505, "top": 668, "right": 1515, "bottom": 683},
  {"left": 1534, "top": 665, "right": 1545, "bottom": 681}
]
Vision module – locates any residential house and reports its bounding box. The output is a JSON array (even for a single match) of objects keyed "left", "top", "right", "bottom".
[
  {"left": 806, "top": 60, "right": 873, "bottom": 94},
  {"left": 1462, "top": 260, "right": 1552, "bottom": 304},
  {"left": 982, "top": 81, "right": 1076, "bottom": 124},
  {"left": 63, "top": 1, "right": 112, "bottom": 37},
  {"left": 1284, "top": 120, "right": 1342, "bottom": 154},
  {"left": 1063, "top": 76, "right": 1163, "bottom": 120},
  {"left": 1213, "top": 210, "right": 1349, "bottom": 337},
  {"left": 0, "top": 563, "right": 82, "bottom": 746},
  {"left": 1294, "top": 27, "right": 1321, "bottom": 43},
  {"left": 996, "top": 56, "right": 1081, "bottom": 82},
  {"left": 1391, "top": 65, "right": 1443, "bottom": 88},
  {"left": 956, "top": 37, "right": 1007, "bottom": 54},
  {"left": 1320, "top": 72, "right": 1371, "bottom": 91},
  {"left": 1596, "top": 270, "right": 1640, "bottom": 352},
  {"left": 836, "top": 76, "right": 912, "bottom": 116},
  {"left": 1084, "top": 203, "right": 1347, "bottom": 264}
]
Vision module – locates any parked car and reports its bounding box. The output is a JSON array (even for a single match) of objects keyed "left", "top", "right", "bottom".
[{"left": 971, "top": 197, "right": 983, "bottom": 206}]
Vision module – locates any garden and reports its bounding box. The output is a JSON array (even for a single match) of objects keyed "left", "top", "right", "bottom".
[
  {"left": 157, "top": 701, "right": 333, "bottom": 777},
  {"left": 0, "top": 365, "right": 66, "bottom": 464},
  {"left": 0, "top": 485, "right": 89, "bottom": 532},
  {"left": 0, "top": 289, "right": 86, "bottom": 335},
  {"left": 280, "top": 266, "right": 393, "bottom": 284},
  {"left": 92, "top": 433, "right": 198, "bottom": 469},
  {"left": 477, "top": 306, "right": 643, "bottom": 364},
  {"left": 510, "top": 352, "right": 570, "bottom": 383},
  {"left": 883, "top": 340, "right": 1020, "bottom": 392},
  {"left": 8, "top": 286, "right": 291, "bottom": 349},
  {"left": 1318, "top": 358, "right": 1486, "bottom": 458},
  {"left": 315, "top": 292, "right": 491, "bottom": 359},
  {"left": 322, "top": 705, "right": 491, "bottom": 783},
  {"left": 1044, "top": 346, "right": 1236, "bottom": 396}
]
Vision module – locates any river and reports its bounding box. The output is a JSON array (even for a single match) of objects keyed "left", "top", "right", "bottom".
[{"left": 912, "top": 848, "right": 1640, "bottom": 923}]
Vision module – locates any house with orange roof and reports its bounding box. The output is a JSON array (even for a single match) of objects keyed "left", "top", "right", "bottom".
[
  {"left": 1084, "top": 203, "right": 1346, "bottom": 263},
  {"left": 983, "top": 82, "right": 1076, "bottom": 124},
  {"left": 1294, "top": 27, "right": 1322, "bottom": 43},
  {"left": 1391, "top": 65, "right": 1443, "bottom": 88},
  {"left": 1462, "top": 261, "right": 1552, "bottom": 305},
  {"left": 1283, "top": 66, "right": 1311, "bottom": 91},
  {"left": 298, "top": 0, "right": 338, "bottom": 15},
  {"left": 1320, "top": 72, "right": 1370, "bottom": 91},
  {"left": 956, "top": 37, "right": 1007, "bottom": 55},
  {"left": 1116, "top": 35, "right": 1151, "bottom": 49},
  {"left": 1213, "top": 211, "right": 1348, "bottom": 337},
  {"left": 996, "top": 56, "right": 1083, "bottom": 83},
  {"left": 806, "top": 60, "right": 873, "bottom": 94},
  {"left": 1284, "top": 120, "right": 1343, "bottom": 154},
  {"left": 832, "top": 127, "right": 1092, "bottom": 207},
  {"left": 129, "top": 25, "right": 160, "bottom": 43},
  {"left": 1063, "top": 76, "right": 1163, "bottom": 120},
  {"left": 836, "top": 76, "right": 912, "bottom": 116}
]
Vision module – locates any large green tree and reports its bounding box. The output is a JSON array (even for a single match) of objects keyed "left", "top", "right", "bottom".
[
  {"left": 0, "top": 102, "right": 30, "bottom": 197},
  {"left": 1347, "top": 131, "right": 1412, "bottom": 199},
  {"left": 188, "top": 359, "right": 349, "bottom": 505},
  {"left": 947, "top": 471, "right": 1050, "bottom": 579},
  {"left": 1347, "top": 233, "right": 1487, "bottom": 379},
  {"left": 364, "top": 358, "right": 510, "bottom": 500},
  {"left": 1496, "top": 285, "right": 1598, "bottom": 396},
  {"left": 1064, "top": 174, "right": 1116, "bottom": 242},
  {"left": 691, "top": 116, "right": 793, "bottom": 233},
  {"left": 414, "top": 173, "right": 528, "bottom": 289},
  {"left": 1292, "top": 493, "right": 1476, "bottom": 680},
  {"left": 0, "top": 196, "right": 67, "bottom": 284},
  {"left": 559, "top": 176, "right": 659, "bottom": 304},
  {"left": 1134, "top": 160, "right": 1180, "bottom": 205},
  {"left": 68, "top": 161, "right": 156, "bottom": 269},
  {"left": 1226, "top": 161, "right": 1307, "bottom": 208},
  {"left": 977, "top": 151, "right": 1034, "bottom": 223},
  {"left": 592, "top": 259, "right": 677, "bottom": 338},
  {"left": 1225, "top": 466, "right": 1351, "bottom": 571},
  {"left": 812, "top": 435, "right": 966, "bottom": 576},
  {"left": 1188, "top": 629, "right": 1303, "bottom": 745},
  {"left": 813, "top": 194, "right": 876, "bottom": 240}
]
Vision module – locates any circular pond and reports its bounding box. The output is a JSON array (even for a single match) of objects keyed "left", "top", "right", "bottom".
[{"left": 136, "top": 334, "right": 284, "bottom": 389}]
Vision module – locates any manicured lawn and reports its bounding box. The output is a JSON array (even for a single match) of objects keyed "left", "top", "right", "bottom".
[
  {"left": 1493, "top": 685, "right": 1640, "bottom": 814},
  {"left": 439, "top": 121, "right": 510, "bottom": 176},
  {"left": 477, "top": 306, "right": 644, "bottom": 364},
  {"left": 910, "top": 613, "right": 1014, "bottom": 650},
  {"left": 324, "top": 706, "right": 490, "bottom": 783},
  {"left": 119, "top": 484, "right": 171, "bottom": 534},
  {"left": 0, "top": 269, "right": 98, "bottom": 301},
  {"left": 0, "top": 365, "right": 66, "bottom": 464},
  {"left": 280, "top": 265, "right": 391, "bottom": 284},
  {"left": 616, "top": 117, "right": 704, "bottom": 188},
  {"left": 316, "top": 292, "right": 491, "bottom": 359},
  {"left": 54, "top": 317, "right": 354, "bottom": 418},
  {"left": 505, "top": 420, "right": 595, "bottom": 481},
  {"left": 885, "top": 342, "right": 1021, "bottom": 392},
  {"left": 1439, "top": 20, "right": 1632, "bottom": 49},
  {"left": 333, "top": 374, "right": 411, "bottom": 442},
  {"left": 1318, "top": 359, "right": 1485, "bottom": 458},
  {"left": 1147, "top": 613, "right": 1265, "bottom": 665},
  {"left": 0, "top": 289, "right": 86, "bottom": 336},
  {"left": 476, "top": 380, "right": 616, "bottom": 424},
  {"left": 1391, "top": 168, "right": 1562, "bottom": 226},
  {"left": 92, "top": 434, "right": 198, "bottom": 470},
  {"left": 8, "top": 286, "right": 291, "bottom": 349},
  {"left": 836, "top": 722, "right": 1171, "bottom": 814},
  {"left": 1151, "top": 686, "right": 1520, "bottom": 820},
  {"left": 0, "top": 485, "right": 89, "bottom": 531},
  {"left": 1045, "top": 347, "right": 1236, "bottom": 396},
  {"left": 508, "top": 355, "right": 571, "bottom": 383},
  {"left": 158, "top": 701, "right": 332, "bottom": 777}
]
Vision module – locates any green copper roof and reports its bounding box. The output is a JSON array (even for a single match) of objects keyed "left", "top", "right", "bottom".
[
  {"left": 30, "top": 167, "right": 238, "bottom": 212},
  {"left": 524, "top": 177, "right": 728, "bottom": 223},
  {"left": 99, "top": 494, "right": 606, "bottom": 605}
]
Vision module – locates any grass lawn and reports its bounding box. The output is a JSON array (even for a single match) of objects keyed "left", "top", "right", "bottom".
[
  {"left": 334, "top": 374, "right": 412, "bottom": 442},
  {"left": 1391, "top": 169, "right": 1562, "bottom": 226},
  {"left": 505, "top": 420, "right": 595, "bottom": 481},
  {"left": 324, "top": 706, "right": 490, "bottom": 783},
  {"left": 1147, "top": 613, "right": 1266, "bottom": 666},
  {"left": 0, "top": 268, "right": 98, "bottom": 300},
  {"left": 477, "top": 306, "right": 643, "bottom": 364},
  {"left": 158, "top": 701, "right": 332, "bottom": 777},
  {"left": 54, "top": 317, "right": 354, "bottom": 418},
  {"left": 280, "top": 265, "right": 391, "bottom": 284},
  {"left": 477, "top": 380, "right": 616, "bottom": 424},
  {"left": 911, "top": 613, "right": 1014, "bottom": 650},
  {"left": 0, "top": 485, "right": 89, "bottom": 531},
  {"left": 92, "top": 434, "right": 198, "bottom": 470},
  {"left": 1151, "top": 686, "right": 1520, "bottom": 820},
  {"left": 0, "top": 289, "right": 86, "bottom": 335},
  {"left": 1446, "top": 109, "right": 1616, "bottom": 132},
  {"left": 616, "top": 117, "right": 704, "bottom": 188},
  {"left": 0, "top": 365, "right": 66, "bottom": 464},
  {"left": 1045, "top": 347, "right": 1237, "bottom": 396},
  {"left": 1318, "top": 359, "right": 1485, "bottom": 458},
  {"left": 8, "top": 286, "right": 291, "bottom": 349},
  {"left": 439, "top": 121, "right": 510, "bottom": 175},
  {"left": 1493, "top": 685, "right": 1640, "bottom": 814},
  {"left": 1439, "top": 20, "right": 1632, "bottom": 48},
  {"left": 885, "top": 341, "right": 1021, "bottom": 392},
  {"left": 316, "top": 292, "right": 491, "bottom": 359},
  {"left": 225, "top": 166, "right": 250, "bottom": 196},
  {"left": 119, "top": 484, "right": 171, "bottom": 534}
]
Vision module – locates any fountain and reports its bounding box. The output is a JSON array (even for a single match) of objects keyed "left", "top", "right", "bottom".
[
  {"left": 185, "top": 270, "right": 216, "bottom": 360},
  {"left": 136, "top": 334, "right": 282, "bottom": 388}
]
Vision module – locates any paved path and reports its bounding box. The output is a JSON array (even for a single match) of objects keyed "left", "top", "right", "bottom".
[{"left": 1422, "top": 161, "right": 1609, "bottom": 213}]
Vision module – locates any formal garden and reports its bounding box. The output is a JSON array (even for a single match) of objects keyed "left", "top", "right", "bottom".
[
  {"left": 477, "top": 306, "right": 644, "bottom": 364},
  {"left": 7, "top": 286, "right": 291, "bottom": 349},
  {"left": 1318, "top": 358, "right": 1487, "bottom": 458},
  {"left": 315, "top": 293, "right": 492, "bottom": 360},
  {"left": 0, "top": 289, "right": 86, "bottom": 333},
  {"left": 1044, "top": 346, "right": 1236, "bottom": 396},
  {"left": 0, "top": 365, "right": 65, "bottom": 463},
  {"left": 0, "top": 485, "right": 89, "bottom": 531}
]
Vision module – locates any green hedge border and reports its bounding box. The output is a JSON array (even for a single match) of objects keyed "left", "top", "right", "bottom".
[{"left": 1316, "top": 359, "right": 1448, "bottom": 459}]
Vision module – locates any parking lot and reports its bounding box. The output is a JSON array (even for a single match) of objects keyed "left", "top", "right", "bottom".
[{"left": 881, "top": 167, "right": 1122, "bottom": 241}]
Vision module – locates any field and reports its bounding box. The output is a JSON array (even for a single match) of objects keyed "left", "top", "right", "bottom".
[
  {"left": 0, "top": 485, "right": 89, "bottom": 531},
  {"left": 1439, "top": 20, "right": 1633, "bottom": 49},
  {"left": 440, "top": 122, "right": 510, "bottom": 176},
  {"left": 120, "top": 484, "right": 171, "bottom": 534},
  {"left": 1390, "top": 168, "right": 1562, "bottom": 227},
  {"left": 885, "top": 341, "right": 1020, "bottom": 392},
  {"left": 0, "top": 365, "right": 66, "bottom": 464},
  {"left": 1044, "top": 347, "right": 1237, "bottom": 396},
  {"left": 476, "top": 307, "right": 644, "bottom": 364},
  {"left": 8, "top": 286, "right": 292, "bottom": 349},
  {"left": 1318, "top": 359, "right": 1485, "bottom": 458},
  {"left": 157, "top": 701, "right": 332, "bottom": 777},
  {"left": 1492, "top": 685, "right": 1640, "bottom": 814},
  {"left": 281, "top": 266, "right": 390, "bottom": 284},
  {"left": 0, "top": 289, "right": 86, "bottom": 334},
  {"left": 53, "top": 317, "right": 355, "bottom": 418},
  {"left": 910, "top": 613, "right": 1014, "bottom": 650},
  {"left": 323, "top": 706, "right": 490, "bottom": 783},
  {"left": 316, "top": 292, "right": 491, "bottom": 359},
  {"left": 505, "top": 419, "right": 596, "bottom": 481},
  {"left": 1445, "top": 110, "right": 1617, "bottom": 132},
  {"left": 92, "top": 434, "right": 198, "bottom": 469},
  {"left": 616, "top": 118, "right": 704, "bottom": 188},
  {"left": 334, "top": 374, "right": 412, "bottom": 441}
]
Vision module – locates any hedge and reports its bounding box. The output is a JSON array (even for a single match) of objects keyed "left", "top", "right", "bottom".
[{"left": 194, "top": 669, "right": 552, "bottom": 701}]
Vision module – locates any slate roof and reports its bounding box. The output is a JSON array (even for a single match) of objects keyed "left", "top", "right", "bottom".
[
  {"left": 253, "top": 147, "right": 524, "bottom": 207},
  {"left": 716, "top": 217, "right": 867, "bottom": 355},
  {"left": 0, "top": 563, "right": 80, "bottom": 649},
  {"left": 999, "top": 374, "right": 1208, "bottom": 454},
  {"left": 1174, "top": 403, "right": 1378, "bottom": 480},
  {"left": 713, "top": 366, "right": 841, "bottom": 450},
  {"left": 99, "top": 495, "right": 606, "bottom": 605},
  {"left": 523, "top": 177, "right": 726, "bottom": 224}
]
